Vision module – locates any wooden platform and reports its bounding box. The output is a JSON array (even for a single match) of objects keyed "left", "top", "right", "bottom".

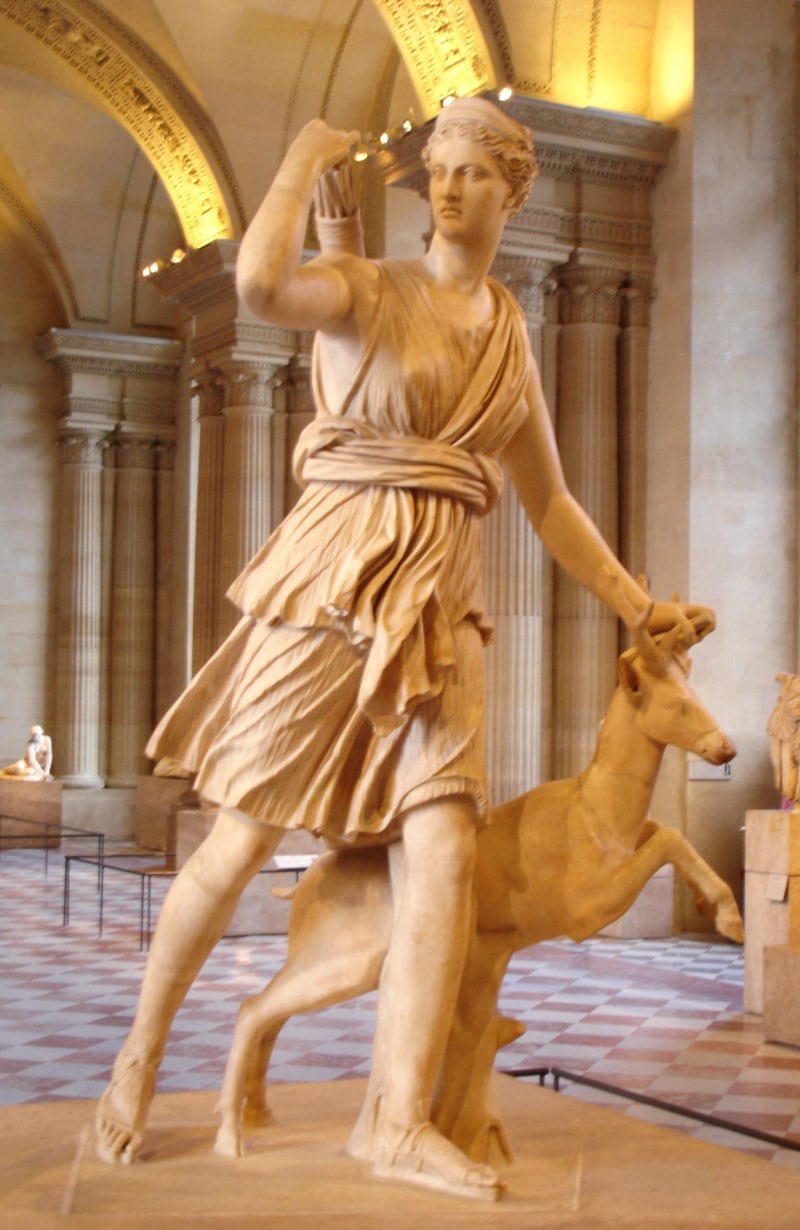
[{"left": 2, "top": 1076, "right": 799, "bottom": 1227}]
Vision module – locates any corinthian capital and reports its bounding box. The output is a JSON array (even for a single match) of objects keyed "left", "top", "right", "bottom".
[
  {"left": 216, "top": 360, "right": 276, "bottom": 410},
  {"left": 492, "top": 255, "right": 554, "bottom": 322},
  {"left": 559, "top": 260, "right": 623, "bottom": 326},
  {"left": 57, "top": 426, "right": 108, "bottom": 468},
  {"left": 620, "top": 280, "right": 655, "bottom": 329}
]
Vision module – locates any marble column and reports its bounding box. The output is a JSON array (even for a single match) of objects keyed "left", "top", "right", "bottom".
[
  {"left": 482, "top": 256, "right": 553, "bottom": 801},
  {"left": 107, "top": 432, "right": 157, "bottom": 787},
  {"left": 619, "top": 280, "right": 652, "bottom": 580},
  {"left": 217, "top": 361, "right": 282, "bottom": 640},
  {"left": 154, "top": 440, "right": 176, "bottom": 721},
  {"left": 55, "top": 428, "right": 107, "bottom": 788},
  {"left": 191, "top": 370, "right": 225, "bottom": 671},
  {"left": 553, "top": 258, "right": 623, "bottom": 778}
]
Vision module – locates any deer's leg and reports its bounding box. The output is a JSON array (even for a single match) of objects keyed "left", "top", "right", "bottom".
[
  {"left": 215, "top": 936, "right": 387, "bottom": 1158},
  {"left": 215, "top": 852, "right": 392, "bottom": 1159},
  {"left": 567, "top": 821, "right": 742, "bottom": 943}
]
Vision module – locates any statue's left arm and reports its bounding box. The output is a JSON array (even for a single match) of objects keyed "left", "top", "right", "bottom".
[{"left": 502, "top": 355, "right": 715, "bottom": 640}]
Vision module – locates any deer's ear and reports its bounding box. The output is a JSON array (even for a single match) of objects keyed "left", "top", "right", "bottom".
[{"left": 618, "top": 653, "right": 644, "bottom": 706}]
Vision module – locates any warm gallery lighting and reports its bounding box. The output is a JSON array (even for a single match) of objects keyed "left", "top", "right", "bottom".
[
  {"left": 441, "top": 93, "right": 455, "bottom": 108},
  {"left": 352, "top": 143, "right": 370, "bottom": 162},
  {"left": 141, "top": 259, "right": 166, "bottom": 278},
  {"left": 497, "top": 85, "right": 513, "bottom": 101},
  {"left": 379, "top": 131, "right": 390, "bottom": 145},
  {"left": 170, "top": 248, "right": 187, "bottom": 264}
]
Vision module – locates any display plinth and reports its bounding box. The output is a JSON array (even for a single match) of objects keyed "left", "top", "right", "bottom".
[
  {"left": 2, "top": 1077, "right": 800, "bottom": 1228},
  {"left": 744, "top": 808, "right": 800, "bottom": 1012}
]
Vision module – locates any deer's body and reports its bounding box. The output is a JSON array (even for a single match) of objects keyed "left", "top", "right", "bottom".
[{"left": 214, "top": 623, "right": 740, "bottom": 1165}]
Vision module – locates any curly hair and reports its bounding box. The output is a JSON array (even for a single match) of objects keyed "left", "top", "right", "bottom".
[{"left": 422, "top": 98, "right": 537, "bottom": 215}]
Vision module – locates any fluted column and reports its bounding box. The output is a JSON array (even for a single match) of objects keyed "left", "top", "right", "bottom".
[
  {"left": 619, "top": 281, "right": 653, "bottom": 579},
  {"left": 482, "top": 257, "right": 553, "bottom": 801},
  {"left": 191, "top": 370, "right": 225, "bottom": 671},
  {"left": 154, "top": 440, "right": 176, "bottom": 720},
  {"left": 218, "top": 361, "right": 280, "bottom": 639},
  {"left": 107, "top": 433, "right": 157, "bottom": 786},
  {"left": 553, "top": 259, "right": 623, "bottom": 777},
  {"left": 55, "top": 428, "right": 107, "bottom": 788}
]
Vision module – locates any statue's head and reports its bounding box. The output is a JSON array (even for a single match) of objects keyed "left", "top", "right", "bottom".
[
  {"left": 29, "top": 725, "right": 43, "bottom": 738},
  {"left": 422, "top": 96, "right": 537, "bottom": 216}
]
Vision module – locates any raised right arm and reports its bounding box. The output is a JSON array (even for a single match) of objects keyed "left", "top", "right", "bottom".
[{"left": 236, "top": 119, "right": 361, "bottom": 332}]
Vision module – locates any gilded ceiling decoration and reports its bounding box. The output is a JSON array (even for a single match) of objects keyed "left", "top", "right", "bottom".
[
  {"left": 0, "top": 0, "right": 239, "bottom": 248},
  {"left": 373, "top": 0, "right": 496, "bottom": 117}
]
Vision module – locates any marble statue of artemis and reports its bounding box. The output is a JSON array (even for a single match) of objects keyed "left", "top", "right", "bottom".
[{"left": 96, "top": 96, "right": 710, "bottom": 1201}]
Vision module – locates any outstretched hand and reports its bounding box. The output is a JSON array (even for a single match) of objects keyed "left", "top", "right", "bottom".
[{"left": 645, "top": 600, "right": 716, "bottom": 646}]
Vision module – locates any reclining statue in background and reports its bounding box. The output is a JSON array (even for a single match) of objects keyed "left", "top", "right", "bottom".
[{"left": 0, "top": 725, "right": 53, "bottom": 781}]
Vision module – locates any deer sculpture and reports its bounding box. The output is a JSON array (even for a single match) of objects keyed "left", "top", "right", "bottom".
[{"left": 213, "top": 603, "right": 741, "bottom": 1166}]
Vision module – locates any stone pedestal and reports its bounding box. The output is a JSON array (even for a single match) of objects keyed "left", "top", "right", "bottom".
[
  {"left": 135, "top": 775, "right": 194, "bottom": 852},
  {"left": 175, "top": 807, "right": 320, "bottom": 935},
  {"left": 0, "top": 780, "right": 62, "bottom": 845},
  {"left": 599, "top": 864, "right": 674, "bottom": 939},
  {"left": 763, "top": 944, "right": 800, "bottom": 1047},
  {"left": 743, "top": 809, "right": 800, "bottom": 1012}
]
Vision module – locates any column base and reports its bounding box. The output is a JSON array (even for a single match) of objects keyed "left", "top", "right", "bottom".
[{"left": 61, "top": 774, "right": 106, "bottom": 789}]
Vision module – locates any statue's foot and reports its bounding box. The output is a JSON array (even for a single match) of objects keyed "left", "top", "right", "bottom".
[
  {"left": 213, "top": 1118, "right": 244, "bottom": 1159},
  {"left": 461, "top": 1117, "right": 515, "bottom": 1167},
  {"left": 373, "top": 1117, "right": 503, "bottom": 1202},
  {"left": 94, "top": 1045, "right": 158, "bottom": 1165}
]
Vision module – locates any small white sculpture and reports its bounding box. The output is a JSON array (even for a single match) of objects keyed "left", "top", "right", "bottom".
[
  {"left": 766, "top": 672, "right": 800, "bottom": 804},
  {"left": 213, "top": 606, "right": 740, "bottom": 1165},
  {"left": 0, "top": 725, "right": 53, "bottom": 781}
]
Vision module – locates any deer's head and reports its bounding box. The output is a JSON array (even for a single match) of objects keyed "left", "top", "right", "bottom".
[{"left": 618, "top": 604, "right": 736, "bottom": 765}]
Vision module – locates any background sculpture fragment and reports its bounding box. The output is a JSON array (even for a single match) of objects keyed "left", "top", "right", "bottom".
[{"left": 766, "top": 672, "right": 800, "bottom": 805}]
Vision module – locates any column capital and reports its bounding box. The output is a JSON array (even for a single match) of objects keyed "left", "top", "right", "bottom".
[
  {"left": 192, "top": 366, "right": 225, "bottom": 417},
  {"left": 113, "top": 433, "right": 157, "bottom": 470},
  {"left": 217, "top": 360, "right": 277, "bottom": 410},
  {"left": 155, "top": 439, "right": 177, "bottom": 471},
  {"left": 620, "top": 279, "right": 655, "bottom": 329},
  {"left": 558, "top": 259, "right": 623, "bottom": 326},
  {"left": 57, "top": 425, "right": 109, "bottom": 467},
  {"left": 491, "top": 255, "right": 555, "bottom": 323}
]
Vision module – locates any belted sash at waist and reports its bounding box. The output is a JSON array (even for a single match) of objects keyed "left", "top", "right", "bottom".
[{"left": 294, "top": 418, "right": 504, "bottom": 516}]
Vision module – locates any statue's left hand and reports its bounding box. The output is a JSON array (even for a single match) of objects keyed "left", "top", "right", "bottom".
[{"left": 647, "top": 600, "right": 716, "bottom": 644}]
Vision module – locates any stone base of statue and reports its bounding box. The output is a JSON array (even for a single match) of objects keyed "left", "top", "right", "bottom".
[{"left": 2, "top": 1077, "right": 800, "bottom": 1227}]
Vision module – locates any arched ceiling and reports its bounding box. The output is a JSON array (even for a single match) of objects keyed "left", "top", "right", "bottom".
[{"left": 0, "top": 0, "right": 693, "bottom": 332}]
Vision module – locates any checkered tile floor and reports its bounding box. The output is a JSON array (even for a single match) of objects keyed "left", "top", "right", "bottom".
[{"left": 2, "top": 847, "right": 800, "bottom": 1172}]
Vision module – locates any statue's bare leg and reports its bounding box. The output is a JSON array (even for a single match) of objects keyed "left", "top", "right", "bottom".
[
  {"left": 95, "top": 806, "right": 283, "bottom": 1164},
  {"left": 360, "top": 800, "right": 503, "bottom": 1201}
]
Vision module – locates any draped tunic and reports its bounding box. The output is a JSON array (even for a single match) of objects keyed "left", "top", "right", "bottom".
[{"left": 147, "top": 260, "right": 530, "bottom": 843}]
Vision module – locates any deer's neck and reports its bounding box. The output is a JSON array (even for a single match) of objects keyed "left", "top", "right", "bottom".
[{"left": 578, "top": 686, "right": 665, "bottom": 848}]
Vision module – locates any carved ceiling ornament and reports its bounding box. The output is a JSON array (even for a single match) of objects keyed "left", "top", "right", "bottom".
[
  {"left": 373, "top": 0, "right": 496, "bottom": 117},
  {"left": 0, "top": 0, "right": 235, "bottom": 248}
]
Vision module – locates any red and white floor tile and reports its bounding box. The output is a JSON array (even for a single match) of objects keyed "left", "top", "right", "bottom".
[{"left": 2, "top": 848, "right": 799, "bottom": 1172}]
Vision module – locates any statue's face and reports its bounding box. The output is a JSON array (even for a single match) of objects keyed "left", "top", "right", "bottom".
[{"left": 427, "top": 135, "right": 513, "bottom": 243}]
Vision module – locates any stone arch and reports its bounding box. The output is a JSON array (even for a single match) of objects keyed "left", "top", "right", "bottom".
[
  {"left": 0, "top": 0, "right": 245, "bottom": 248},
  {"left": 371, "top": 0, "right": 498, "bottom": 118}
]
